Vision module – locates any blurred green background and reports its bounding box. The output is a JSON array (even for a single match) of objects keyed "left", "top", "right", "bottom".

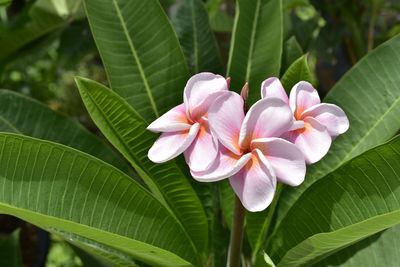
[{"left": 1, "top": 0, "right": 399, "bottom": 266}]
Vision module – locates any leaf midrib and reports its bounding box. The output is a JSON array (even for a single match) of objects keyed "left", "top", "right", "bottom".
[
  {"left": 82, "top": 86, "right": 200, "bottom": 257},
  {"left": 337, "top": 95, "right": 400, "bottom": 165},
  {"left": 274, "top": 90, "right": 400, "bottom": 235},
  {"left": 190, "top": 0, "right": 199, "bottom": 74},
  {"left": 0, "top": 202, "right": 192, "bottom": 266},
  {"left": 111, "top": 0, "right": 159, "bottom": 118},
  {"left": 277, "top": 209, "right": 400, "bottom": 266},
  {"left": 83, "top": 86, "right": 165, "bottom": 203},
  {"left": 0, "top": 116, "right": 21, "bottom": 134},
  {"left": 245, "top": 0, "right": 261, "bottom": 83}
]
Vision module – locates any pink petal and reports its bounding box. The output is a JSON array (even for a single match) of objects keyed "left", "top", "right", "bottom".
[
  {"left": 289, "top": 81, "right": 320, "bottom": 119},
  {"left": 183, "top": 72, "right": 228, "bottom": 121},
  {"left": 260, "top": 77, "right": 289, "bottom": 104},
  {"left": 184, "top": 120, "right": 218, "bottom": 172},
  {"left": 301, "top": 103, "right": 349, "bottom": 137},
  {"left": 191, "top": 144, "right": 251, "bottom": 182},
  {"left": 251, "top": 138, "right": 306, "bottom": 186},
  {"left": 148, "top": 123, "right": 200, "bottom": 163},
  {"left": 289, "top": 120, "right": 306, "bottom": 131},
  {"left": 147, "top": 104, "right": 191, "bottom": 132},
  {"left": 282, "top": 117, "right": 331, "bottom": 164},
  {"left": 208, "top": 92, "right": 244, "bottom": 155},
  {"left": 229, "top": 149, "right": 276, "bottom": 212},
  {"left": 239, "top": 98, "right": 293, "bottom": 149}
]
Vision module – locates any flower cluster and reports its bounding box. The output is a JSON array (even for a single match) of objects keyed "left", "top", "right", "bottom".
[{"left": 147, "top": 73, "right": 349, "bottom": 212}]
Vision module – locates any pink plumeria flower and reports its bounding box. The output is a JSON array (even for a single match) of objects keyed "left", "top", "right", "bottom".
[
  {"left": 191, "top": 91, "right": 306, "bottom": 212},
  {"left": 147, "top": 72, "right": 229, "bottom": 172},
  {"left": 261, "top": 78, "right": 349, "bottom": 164}
]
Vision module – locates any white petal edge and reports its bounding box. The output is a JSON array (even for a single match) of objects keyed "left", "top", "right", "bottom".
[
  {"left": 148, "top": 123, "right": 200, "bottom": 163},
  {"left": 251, "top": 137, "right": 306, "bottom": 186},
  {"left": 147, "top": 104, "right": 192, "bottom": 132},
  {"left": 184, "top": 121, "right": 219, "bottom": 172},
  {"left": 282, "top": 117, "right": 331, "bottom": 164},
  {"left": 229, "top": 149, "right": 277, "bottom": 212},
  {"left": 289, "top": 81, "right": 320, "bottom": 117},
  {"left": 301, "top": 103, "right": 349, "bottom": 137},
  {"left": 239, "top": 97, "right": 293, "bottom": 149},
  {"left": 261, "top": 77, "right": 289, "bottom": 104},
  {"left": 183, "top": 72, "right": 228, "bottom": 120},
  {"left": 208, "top": 91, "right": 244, "bottom": 155},
  {"left": 191, "top": 144, "right": 252, "bottom": 182}
]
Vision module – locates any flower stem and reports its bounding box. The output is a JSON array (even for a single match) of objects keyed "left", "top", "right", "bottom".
[{"left": 228, "top": 195, "right": 246, "bottom": 267}]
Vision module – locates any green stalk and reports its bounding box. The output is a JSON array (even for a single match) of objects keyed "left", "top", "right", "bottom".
[{"left": 227, "top": 195, "right": 246, "bottom": 267}]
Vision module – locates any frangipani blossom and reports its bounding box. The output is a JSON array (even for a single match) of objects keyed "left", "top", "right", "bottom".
[
  {"left": 191, "top": 92, "right": 306, "bottom": 212},
  {"left": 261, "top": 78, "right": 349, "bottom": 164},
  {"left": 147, "top": 72, "right": 229, "bottom": 171}
]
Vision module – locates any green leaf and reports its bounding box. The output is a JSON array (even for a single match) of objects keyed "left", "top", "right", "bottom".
[
  {"left": 174, "top": 155, "right": 217, "bottom": 254},
  {"left": 0, "top": 133, "right": 197, "bottom": 266},
  {"left": 46, "top": 228, "right": 138, "bottom": 267},
  {"left": 84, "top": 0, "right": 190, "bottom": 123},
  {"left": 281, "top": 36, "right": 303, "bottom": 75},
  {"left": 227, "top": 0, "right": 282, "bottom": 105},
  {"left": 0, "top": 0, "right": 82, "bottom": 65},
  {"left": 246, "top": 184, "right": 284, "bottom": 256},
  {"left": 280, "top": 54, "right": 313, "bottom": 92},
  {"left": 0, "top": 90, "right": 131, "bottom": 176},
  {"left": 0, "top": 0, "right": 12, "bottom": 6},
  {"left": 57, "top": 20, "right": 96, "bottom": 70},
  {"left": 276, "top": 34, "right": 400, "bottom": 228},
  {"left": 70, "top": 244, "right": 114, "bottom": 267},
  {"left": 253, "top": 251, "right": 276, "bottom": 267},
  {"left": 0, "top": 229, "right": 22, "bottom": 267},
  {"left": 316, "top": 224, "right": 400, "bottom": 267},
  {"left": 282, "top": 0, "right": 310, "bottom": 9},
  {"left": 34, "top": 0, "right": 85, "bottom": 19},
  {"left": 267, "top": 135, "right": 400, "bottom": 266},
  {"left": 340, "top": 3, "right": 366, "bottom": 59},
  {"left": 172, "top": 0, "right": 224, "bottom": 75},
  {"left": 75, "top": 77, "right": 208, "bottom": 254},
  {"left": 209, "top": 9, "right": 235, "bottom": 33},
  {"left": 218, "top": 179, "right": 235, "bottom": 229}
]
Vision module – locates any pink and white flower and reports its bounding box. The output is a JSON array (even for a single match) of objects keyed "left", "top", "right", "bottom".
[
  {"left": 147, "top": 72, "right": 229, "bottom": 171},
  {"left": 261, "top": 78, "right": 349, "bottom": 164},
  {"left": 191, "top": 92, "right": 306, "bottom": 212}
]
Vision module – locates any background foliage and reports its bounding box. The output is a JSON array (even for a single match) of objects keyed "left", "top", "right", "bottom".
[{"left": 1, "top": 0, "right": 400, "bottom": 266}]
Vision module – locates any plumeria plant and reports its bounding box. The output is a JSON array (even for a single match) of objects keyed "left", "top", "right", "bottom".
[{"left": 1, "top": 0, "right": 400, "bottom": 266}]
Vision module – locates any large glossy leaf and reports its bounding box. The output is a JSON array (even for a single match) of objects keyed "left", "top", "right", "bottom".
[
  {"left": 227, "top": 0, "right": 282, "bottom": 105},
  {"left": 46, "top": 228, "right": 139, "bottom": 267},
  {"left": 281, "top": 36, "right": 303, "bottom": 75},
  {"left": 172, "top": 0, "right": 224, "bottom": 75},
  {"left": 267, "top": 135, "right": 400, "bottom": 266},
  {"left": 0, "top": 229, "right": 22, "bottom": 267},
  {"left": 276, "top": 34, "right": 400, "bottom": 226},
  {"left": 84, "top": 0, "right": 190, "bottom": 123},
  {"left": 0, "top": 133, "right": 197, "bottom": 266},
  {"left": 316, "top": 223, "right": 400, "bottom": 267},
  {"left": 246, "top": 184, "right": 284, "bottom": 258},
  {"left": 218, "top": 179, "right": 235, "bottom": 230},
  {"left": 280, "top": 54, "right": 313, "bottom": 92},
  {"left": 70, "top": 243, "right": 114, "bottom": 267},
  {"left": 75, "top": 77, "right": 208, "bottom": 253},
  {"left": 0, "top": 90, "right": 130, "bottom": 176}
]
